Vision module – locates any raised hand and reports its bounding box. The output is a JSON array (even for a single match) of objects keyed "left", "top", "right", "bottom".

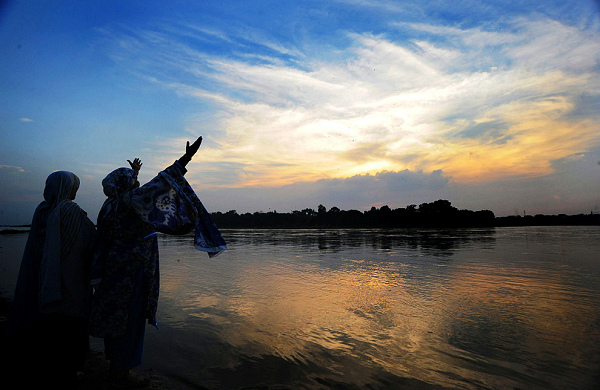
[
  {"left": 185, "top": 136, "right": 203, "bottom": 158},
  {"left": 127, "top": 158, "right": 143, "bottom": 174},
  {"left": 177, "top": 136, "right": 203, "bottom": 168}
]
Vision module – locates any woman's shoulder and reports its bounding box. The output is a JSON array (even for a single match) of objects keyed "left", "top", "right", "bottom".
[
  {"left": 58, "top": 200, "right": 95, "bottom": 225},
  {"left": 60, "top": 199, "right": 86, "bottom": 213}
]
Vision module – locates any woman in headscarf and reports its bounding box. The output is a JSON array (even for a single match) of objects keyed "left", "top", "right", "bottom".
[
  {"left": 89, "top": 136, "right": 226, "bottom": 387},
  {"left": 6, "top": 170, "right": 96, "bottom": 388}
]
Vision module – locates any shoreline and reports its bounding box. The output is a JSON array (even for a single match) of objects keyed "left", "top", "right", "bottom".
[{"left": 0, "top": 294, "right": 190, "bottom": 390}]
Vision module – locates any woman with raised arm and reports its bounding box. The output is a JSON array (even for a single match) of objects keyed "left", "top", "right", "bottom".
[{"left": 89, "top": 136, "right": 226, "bottom": 387}]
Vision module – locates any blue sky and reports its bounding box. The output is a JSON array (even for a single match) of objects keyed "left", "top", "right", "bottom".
[{"left": 1, "top": 0, "right": 599, "bottom": 224}]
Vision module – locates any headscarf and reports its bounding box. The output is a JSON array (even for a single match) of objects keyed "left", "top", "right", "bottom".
[
  {"left": 31, "top": 171, "right": 80, "bottom": 235},
  {"left": 7, "top": 171, "right": 82, "bottom": 335},
  {"left": 95, "top": 167, "right": 137, "bottom": 238},
  {"left": 43, "top": 171, "right": 82, "bottom": 251},
  {"left": 30, "top": 171, "right": 81, "bottom": 261},
  {"left": 101, "top": 167, "right": 137, "bottom": 198},
  {"left": 92, "top": 168, "right": 140, "bottom": 281},
  {"left": 44, "top": 171, "right": 80, "bottom": 204}
]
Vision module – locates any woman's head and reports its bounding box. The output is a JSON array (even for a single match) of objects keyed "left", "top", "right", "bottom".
[
  {"left": 102, "top": 167, "right": 138, "bottom": 198},
  {"left": 44, "top": 171, "right": 80, "bottom": 203}
]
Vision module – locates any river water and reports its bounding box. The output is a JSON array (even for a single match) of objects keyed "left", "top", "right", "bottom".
[{"left": 1, "top": 226, "right": 599, "bottom": 389}]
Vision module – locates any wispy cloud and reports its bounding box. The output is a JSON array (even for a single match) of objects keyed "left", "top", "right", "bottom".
[
  {"left": 100, "top": 13, "right": 600, "bottom": 190},
  {"left": 0, "top": 165, "right": 27, "bottom": 173}
]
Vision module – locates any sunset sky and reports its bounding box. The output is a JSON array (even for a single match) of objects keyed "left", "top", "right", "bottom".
[{"left": 1, "top": 0, "right": 599, "bottom": 224}]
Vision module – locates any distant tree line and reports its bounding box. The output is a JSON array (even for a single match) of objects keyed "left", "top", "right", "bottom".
[
  {"left": 210, "top": 199, "right": 497, "bottom": 229},
  {"left": 496, "top": 213, "right": 600, "bottom": 226},
  {"left": 3, "top": 199, "right": 598, "bottom": 233}
]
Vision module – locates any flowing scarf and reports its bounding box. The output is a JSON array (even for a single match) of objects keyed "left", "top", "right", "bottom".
[{"left": 101, "top": 163, "right": 227, "bottom": 257}]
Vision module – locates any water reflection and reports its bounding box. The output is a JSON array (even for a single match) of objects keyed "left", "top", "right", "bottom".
[
  {"left": 219, "top": 227, "right": 497, "bottom": 256},
  {"left": 147, "top": 227, "right": 600, "bottom": 389}
]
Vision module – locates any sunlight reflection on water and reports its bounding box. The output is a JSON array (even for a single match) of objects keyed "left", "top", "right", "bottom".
[
  {"left": 4, "top": 227, "right": 598, "bottom": 389},
  {"left": 142, "top": 227, "right": 600, "bottom": 389}
]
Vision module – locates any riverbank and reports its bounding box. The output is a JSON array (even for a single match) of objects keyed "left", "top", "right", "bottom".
[{"left": 0, "top": 294, "right": 188, "bottom": 390}]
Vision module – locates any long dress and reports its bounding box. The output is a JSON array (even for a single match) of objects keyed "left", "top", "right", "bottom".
[
  {"left": 5, "top": 171, "right": 96, "bottom": 387},
  {"left": 89, "top": 161, "right": 226, "bottom": 370}
]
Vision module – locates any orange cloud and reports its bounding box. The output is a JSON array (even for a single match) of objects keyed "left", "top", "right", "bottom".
[{"left": 419, "top": 96, "right": 599, "bottom": 183}]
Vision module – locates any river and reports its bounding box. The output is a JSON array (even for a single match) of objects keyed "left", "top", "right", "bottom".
[{"left": 1, "top": 226, "right": 599, "bottom": 389}]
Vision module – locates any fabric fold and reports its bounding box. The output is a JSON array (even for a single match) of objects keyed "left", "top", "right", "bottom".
[
  {"left": 125, "top": 162, "right": 227, "bottom": 256},
  {"left": 39, "top": 200, "right": 86, "bottom": 309}
]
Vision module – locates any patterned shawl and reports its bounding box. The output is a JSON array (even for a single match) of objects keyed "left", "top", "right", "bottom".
[{"left": 122, "top": 162, "right": 226, "bottom": 256}]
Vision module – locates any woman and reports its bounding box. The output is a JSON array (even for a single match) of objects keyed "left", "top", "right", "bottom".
[
  {"left": 6, "top": 170, "right": 96, "bottom": 388},
  {"left": 89, "top": 136, "right": 226, "bottom": 387}
]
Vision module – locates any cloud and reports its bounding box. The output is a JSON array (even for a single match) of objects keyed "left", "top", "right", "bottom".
[
  {"left": 19, "top": 118, "right": 33, "bottom": 122},
  {"left": 199, "top": 22, "right": 598, "bottom": 186},
  {"left": 0, "top": 165, "right": 27, "bottom": 173},
  {"left": 100, "top": 13, "right": 600, "bottom": 192},
  {"left": 506, "top": 18, "right": 600, "bottom": 72},
  {"left": 200, "top": 169, "right": 451, "bottom": 213}
]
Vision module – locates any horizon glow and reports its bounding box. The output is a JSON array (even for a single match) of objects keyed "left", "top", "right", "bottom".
[{"left": 1, "top": 0, "right": 599, "bottom": 224}]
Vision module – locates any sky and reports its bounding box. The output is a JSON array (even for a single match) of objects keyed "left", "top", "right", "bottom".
[{"left": 1, "top": 0, "right": 599, "bottom": 225}]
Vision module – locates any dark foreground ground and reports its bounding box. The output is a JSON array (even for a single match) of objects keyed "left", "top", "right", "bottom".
[{"left": 0, "top": 294, "right": 194, "bottom": 390}]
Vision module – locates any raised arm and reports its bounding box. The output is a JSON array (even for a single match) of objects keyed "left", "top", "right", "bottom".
[
  {"left": 177, "top": 136, "right": 203, "bottom": 168},
  {"left": 127, "top": 158, "right": 143, "bottom": 188},
  {"left": 127, "top": 158, "right": 142, "bottom": 176}
]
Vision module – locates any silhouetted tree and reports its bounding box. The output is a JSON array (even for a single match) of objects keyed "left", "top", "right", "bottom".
[{"left": 210, "top": 199, "right": 504, "bottom": 229}]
